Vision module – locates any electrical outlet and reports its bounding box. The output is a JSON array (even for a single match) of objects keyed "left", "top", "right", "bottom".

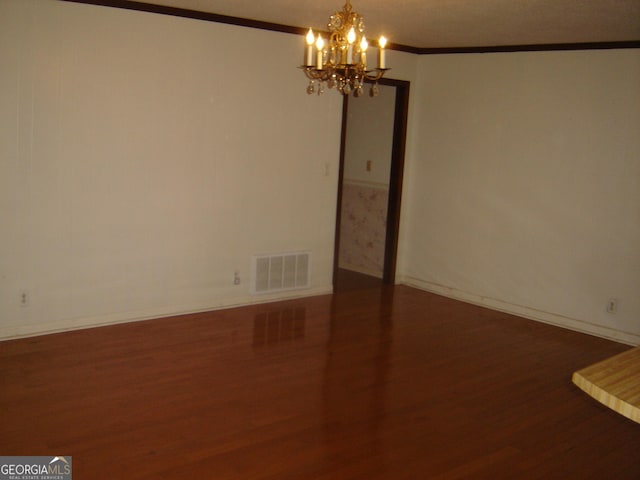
[
  {"left": 20, "top": 291, "right": 29, "bottom": 307},
  {"left": 606, "top": 298, "right": 618, "bottom": 314},
  {"left": 234, "top": 272, "right": 241, "bottom": 285}
]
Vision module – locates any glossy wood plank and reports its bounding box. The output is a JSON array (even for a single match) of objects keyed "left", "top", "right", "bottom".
[
  {"left": 334, "top": 268, "right": 382, "bottom": 292},
  {"left": 1, "top": 286, "right": 638, "bottom": 479},
  {"left": 573, "top": 345, "right": 640, "bottom": 423}
]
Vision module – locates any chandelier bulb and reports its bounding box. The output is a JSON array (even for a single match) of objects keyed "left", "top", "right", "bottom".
[
  {"left": 378, "top": 36, "right": 387, "bottom": 69},
  {"left": 347, "top": 27, "right": 356, "bottom": 44},
  {"left": 315, "top": 36, "right": 325, "bottom": 70},
  {"left": 305, "top": 29, "right": 315, "bottom": 66}
]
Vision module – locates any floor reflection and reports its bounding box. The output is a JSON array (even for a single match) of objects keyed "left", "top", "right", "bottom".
[
  {"left": 252, "top": 306, "right": 306, "bottom": 348},
  {"left": 321, "top": 287, "right": 395, "bottom": 474}
]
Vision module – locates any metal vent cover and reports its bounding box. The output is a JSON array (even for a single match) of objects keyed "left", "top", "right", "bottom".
[{"left": 252, "top": 252, "right": 311, "bottom": 294}]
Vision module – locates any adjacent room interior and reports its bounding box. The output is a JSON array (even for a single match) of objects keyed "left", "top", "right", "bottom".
[{"left": 1, "top": 0, "right": 639, "bottom": 477}]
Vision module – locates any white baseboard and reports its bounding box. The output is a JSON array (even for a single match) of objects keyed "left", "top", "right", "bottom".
[
  {"left": 398, "top": 275, "right": 640, "bottom": 346},
  {"left": 7, "top": 278, "right": 637, "bottom": 347},
  {"left": 0, "top": 286, "right": 333, "bottom": 341}
]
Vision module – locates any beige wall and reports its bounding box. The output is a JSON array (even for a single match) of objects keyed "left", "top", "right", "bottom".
[
  {"left": 343, "top": 84, "right": 395, "bottom": 185},
  {"left": 0, "top": 0, "right": 342, "bottom": 338},
  {"left": 400, "top": 49, "right": 640, "bottom": 344}
]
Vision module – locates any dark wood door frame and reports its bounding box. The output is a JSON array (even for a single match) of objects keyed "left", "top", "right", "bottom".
[{"left": 333, "top": 78, "right": 411, "bottom": 288}]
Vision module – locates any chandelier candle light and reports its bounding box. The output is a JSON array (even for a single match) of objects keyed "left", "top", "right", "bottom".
[{"left": 301, "top": 0, "right": 389, "bottom": 97}]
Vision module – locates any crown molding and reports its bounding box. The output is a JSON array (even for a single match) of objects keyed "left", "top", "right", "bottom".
[
  {"left": 59, "top": 1, "right": 640, "bottom": 54},
  {"left": 59, "top": 0, "right": 302, "bottom": 35},
  {"left": 414, "top": 40, "right": 640, "bottom": 55}
]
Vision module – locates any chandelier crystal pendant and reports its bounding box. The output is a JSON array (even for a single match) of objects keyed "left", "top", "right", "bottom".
[{"left": 301, "top": 0, "right": 389, "bottom": 97}]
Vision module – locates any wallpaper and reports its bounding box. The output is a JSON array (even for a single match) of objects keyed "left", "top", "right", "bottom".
[{"left": 339, "top": 182, "right": 389, "bottom": 277}]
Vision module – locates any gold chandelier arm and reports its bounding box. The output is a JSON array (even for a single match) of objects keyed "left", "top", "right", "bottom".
[
  {"left": 300, "top": 66, "right": 331, "bottom": 82},
  {"left": 363, "top": 68, "right": 389, "bottom": 82}
]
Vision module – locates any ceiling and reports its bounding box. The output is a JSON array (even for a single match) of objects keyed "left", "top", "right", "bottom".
[{"left": 133, "top": 0, "right": 640, "bottom": 50}]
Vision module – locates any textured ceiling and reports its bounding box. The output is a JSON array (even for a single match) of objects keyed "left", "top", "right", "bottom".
[{"left": 135, "top": 0, "right": 640, "bottom": 49}]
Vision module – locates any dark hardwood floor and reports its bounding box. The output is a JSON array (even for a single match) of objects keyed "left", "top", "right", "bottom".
[
  {"left": 334, "top": 268, "right": 383, "bottom": 292},
  {"left": 1, "top": 286, "right": 638, "bottom": 479}
]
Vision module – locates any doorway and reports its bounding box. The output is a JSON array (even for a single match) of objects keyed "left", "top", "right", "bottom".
[{"left": 333, "top": 78, "right": 410, "bottom": 292}]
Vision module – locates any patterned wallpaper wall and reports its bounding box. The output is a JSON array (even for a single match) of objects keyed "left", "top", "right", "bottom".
[{"left": 338, "top": 181, "right": 389, "bottom": 277}]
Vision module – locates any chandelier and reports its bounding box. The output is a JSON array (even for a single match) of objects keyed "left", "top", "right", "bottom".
[{"left": 301, "top": 0, "right": 389, "bottom": 97}]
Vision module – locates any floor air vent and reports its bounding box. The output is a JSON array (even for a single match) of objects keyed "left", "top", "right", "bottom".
[{"left": 252, "top": 252, "right": 311, "bottom": 294}]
